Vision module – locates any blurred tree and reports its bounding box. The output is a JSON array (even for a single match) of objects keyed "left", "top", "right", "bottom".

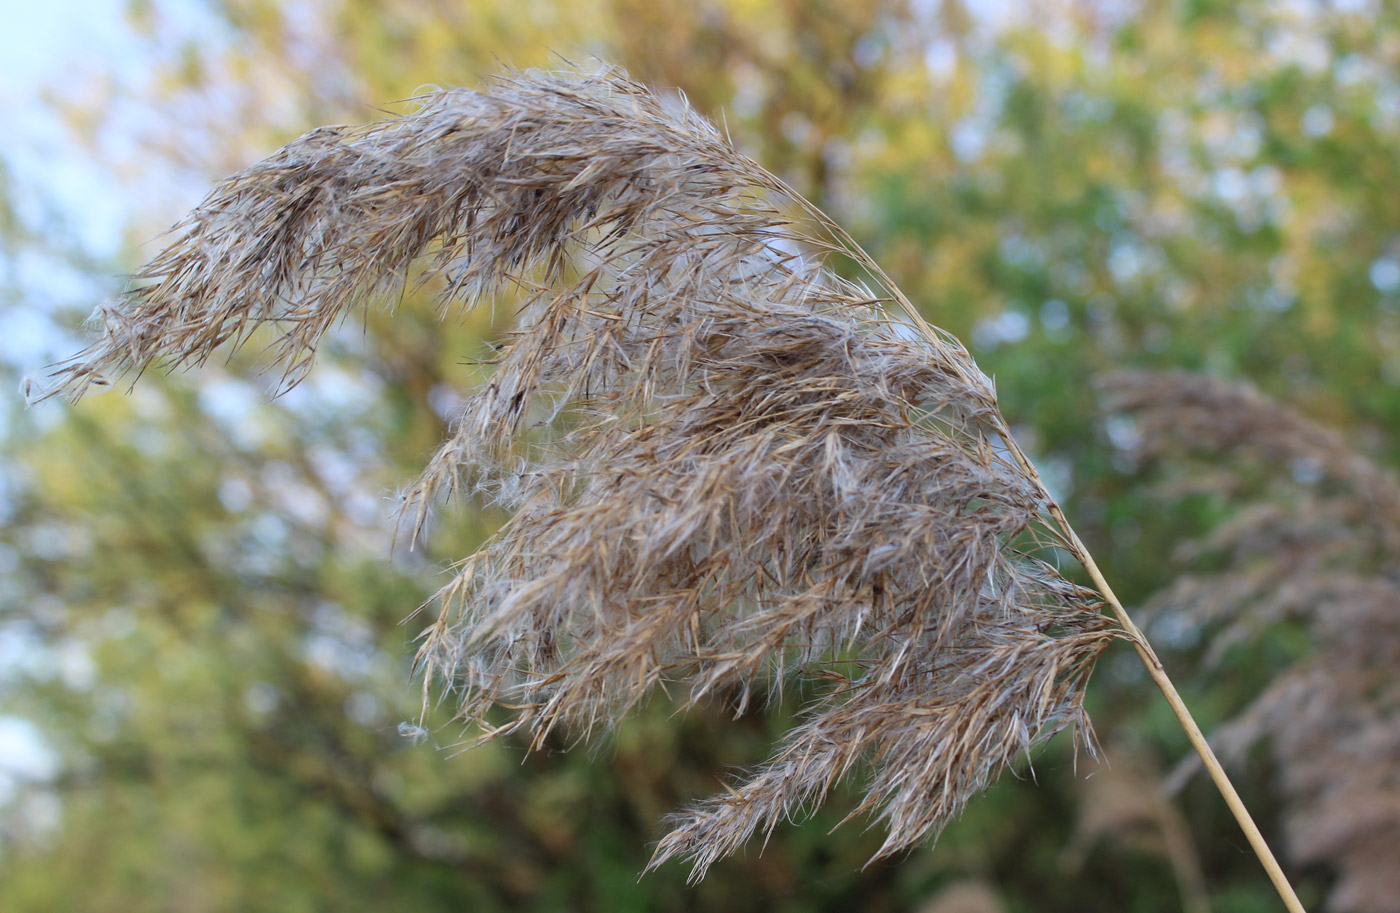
[{"left": 5, "top": 0, "right": 1400, "bottom": 910}]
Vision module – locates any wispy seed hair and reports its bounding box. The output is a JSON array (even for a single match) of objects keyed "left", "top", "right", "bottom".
[{"left": 31, "top": 65, "right": 1119, "bottom": 877}]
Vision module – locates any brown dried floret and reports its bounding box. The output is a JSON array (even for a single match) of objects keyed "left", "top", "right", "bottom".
[{"left": 29, "top": 65, "right": 1123, "bottom": 876}]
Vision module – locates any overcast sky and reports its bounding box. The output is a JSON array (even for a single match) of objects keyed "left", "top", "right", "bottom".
[{"left": 1, "top": 0, "right": 149, "bottom": 254}]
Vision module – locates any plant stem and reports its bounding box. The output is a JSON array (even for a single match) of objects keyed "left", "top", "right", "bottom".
[
  {"left": 1010, "top": 443, "right": 1308, "bottom": 913},
  {"left": 785, "top": 185, "right": 1307, "bottom": 912}
]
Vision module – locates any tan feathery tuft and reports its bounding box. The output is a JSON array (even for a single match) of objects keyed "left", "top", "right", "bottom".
[
  {"left": 1106, "top": 371, "right": 1400, "bottom": 913},
  {"left": 27, "top": 66, "right": 1300, "bottom": 904}
]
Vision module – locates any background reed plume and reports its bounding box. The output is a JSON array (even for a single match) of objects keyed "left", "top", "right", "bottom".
[
  {"left": 1106, "top": 372, "right": 1400, "bottom": 913},
  {"left": 28, "top": 65, "right": 1126, "bottom": 876}
]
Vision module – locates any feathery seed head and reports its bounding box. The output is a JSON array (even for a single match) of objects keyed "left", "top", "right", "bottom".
[
  {"left": 1106, "top": 371, "right": 1400, "bottom": 912},
  {"left": 32, "top": 65, "right": 1120, "bottom": 877}
]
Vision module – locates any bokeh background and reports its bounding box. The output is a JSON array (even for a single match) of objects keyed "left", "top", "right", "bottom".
[{"left": 2, "top": 1, "right": 1399, "bottom": 911}]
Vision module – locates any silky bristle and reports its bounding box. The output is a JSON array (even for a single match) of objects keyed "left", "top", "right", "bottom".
[{"left": 38, "top": 64, "right": 1120, "bottom": 875}]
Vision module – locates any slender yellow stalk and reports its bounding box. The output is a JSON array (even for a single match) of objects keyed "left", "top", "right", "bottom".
[
  {"left": 1110, "top": 370, "right": 1400, "bottom": 911},
  {"left": 1005, "top": 443, "right": 1308, "bottom": 913},
  {"left": 790, "top": 173, "right": 1309, "bottom": 913}
]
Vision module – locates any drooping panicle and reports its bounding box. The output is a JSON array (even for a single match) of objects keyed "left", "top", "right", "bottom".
[
  {"left": 33, "top": 65, "right": 1120, "bottom": 875},
  {"left": 1106, "top": 371, "right": 1400, "bottom": 912}
]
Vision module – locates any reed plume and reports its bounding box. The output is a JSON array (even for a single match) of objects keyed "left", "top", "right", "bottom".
[
  {"left": 1106, "top": 371, "right": 1400, "bottom": 913},
  {"left": 26, "top": 66, "right": 1294, "bottom": 901}
]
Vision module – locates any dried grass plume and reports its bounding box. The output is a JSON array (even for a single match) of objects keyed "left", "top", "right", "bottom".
[
  {"left": 29, "top": 65, "right": 1129, "bottom": 877},
  {"left": 1106, "top": 371, "right": 1400, "bottom": 913}
]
